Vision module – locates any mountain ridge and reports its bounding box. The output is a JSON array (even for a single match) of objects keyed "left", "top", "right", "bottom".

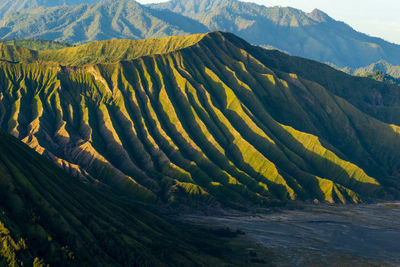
[
  {"left": 0, "top": 0, "right": 207, "bottom": 44},
  {"left": 152, "top": 0, "right": 400, "bottom": 68},
  {"left": 0, "top": 38, "right": 71, "bottom": 50},
  {"left": 1, "top": 31, "right": 400, "bottom": 207},
  {"left": 352, "top": 60, "right": 400, "bottom": 79},
  {"left": 306, "top": 8, "right": 331, "bottom": 23},
  {"left": 0, "top": 33, "right": 207, "bottom": 65},
  {"left": 1, "top": 0, "right": 399, "bottom": 68},
  {"left": 0, "top": 0, "right": 105, "bottom": 19}
]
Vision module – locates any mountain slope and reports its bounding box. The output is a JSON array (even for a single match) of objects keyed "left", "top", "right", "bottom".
[
  {"left": 152, "top": 0, "right": 400, "bottom": 68},
  {"left": 0, "top": 38, "right": 71, "bottom": 50},
  {"left": 0, "top": 34, "right": 205, "bottom": 65},
  {"left": 351, "top": 60, "right": 400, "bottom": 79},
  {"left": 0, "top": 0, "right": 104, "bottom": 19},
  {"left": 0, "top": 0, "right": 207, "bottom": 44},
  {"left": 152, "top": 0, "right": 232, "bottom": 16},
  {"left": 0, "top": 32, "right": 400, "bottom": 207},
  {"left": 2, "top": 0, "right": 400, "bottom": 68},
  {"left": 362, "top": 71, "right": 400, "bottom": 85},
  {"left": 0, "top": 130, "right": 236, "bottom": 266}
]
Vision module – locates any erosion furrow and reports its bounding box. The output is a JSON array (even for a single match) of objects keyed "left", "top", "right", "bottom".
[{"left": 1, "top": 32, "right": 400, "bottom": 205}]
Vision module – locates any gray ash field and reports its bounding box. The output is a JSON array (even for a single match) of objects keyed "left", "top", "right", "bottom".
[{"left": 182, "top": 203, "right": 400, "bottom": 266}]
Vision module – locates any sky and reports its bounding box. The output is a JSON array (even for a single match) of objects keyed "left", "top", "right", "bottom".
[{"left": 137, "top": 0, "right": 400, "bottom": 44}]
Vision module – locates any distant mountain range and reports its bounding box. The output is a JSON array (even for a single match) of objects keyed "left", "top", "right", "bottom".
[
  {"left": 0, "top": 0, "right": 400, "bottom": 68},
  {"left": 1, "top": 32, "right": 400, "bottom": 207},
  {"left": 0, "top": 0, "right": 207, "bottom": 44},
  {"left": 152, "top": 0, "right": 400, "bottom": 68},
  {"left": 0, "top": 0, "right": 103, "bottom": 19}
]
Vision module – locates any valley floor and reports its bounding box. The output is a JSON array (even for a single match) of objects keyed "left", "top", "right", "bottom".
[{"left": 180, "top": 203, "right": 400, "bottom": 266}]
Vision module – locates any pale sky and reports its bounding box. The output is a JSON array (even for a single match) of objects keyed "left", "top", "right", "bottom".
[{"left": 137, "top": 0, "right": 400, "bottom": 44}]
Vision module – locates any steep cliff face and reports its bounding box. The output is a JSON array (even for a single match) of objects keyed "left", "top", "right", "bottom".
[{"left": 1, "top": 32, "right": 400, "bottom": 207}]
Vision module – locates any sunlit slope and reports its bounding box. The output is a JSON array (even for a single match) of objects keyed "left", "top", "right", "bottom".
[
  {"left": 0, "top": 31, "right": 400, "bottom": 206},
  {"left": 0, "top": 44, "right": 38, "bottom": 62},
  {"left": 355, "top": 61, "right": 400, "bottom": 79},
  {"left": 238, "top": 35, "right": 400, "bottom": 128},
  {"left": 0, "top": 38, "right": 71, "bottom": 51},
  {"left": 0, "top": 34, "right": 205, "bottom": 65},
  {"left": 0, "top": 131, "right": 227, "bottom": 266},
  {"left": 38, "top": 34, "right": 206, "bottom": 66}
]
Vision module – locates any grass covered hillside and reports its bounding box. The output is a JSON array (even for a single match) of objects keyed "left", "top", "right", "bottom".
[
  {"left": 38, "top": 34, "right": 206, "bottom": 66},
  {"left": 0, "top": 130, "right": 237, "bottom": 266},
  {"left": 0, "top": 34, "right": 205, "bottom": 65},
  {"left": 0, "top": 39, "right": 71, "bottom": 51},
  {"left": 362, "top": 71, "right": 400, "bottom": 85},
  {"left": 0, "top": 32, "right": 400, "bottom": 208},
  {"left": 352, "top": 60, "right": 400, "bottom": 79}
]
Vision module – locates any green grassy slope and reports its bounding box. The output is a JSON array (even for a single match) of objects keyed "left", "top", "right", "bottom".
[
  {"left": 0, "top": 39, "right": 71, "bottom": 51},
  {"left": 0, "top": 130, "right": 234, "bottom": 266},
  {"left": 352, "top": 60, "right": 400, "bottom": 79},
  {"left": 0, "top": 31, "right": 400, "bottom": 208},
  {"left": 0, "top": 43, "right": 38, "bottom": 62},
  {"left": 351, "top": 71, "right": 400, "bottom": 86},
  {"left": 0, "top": 34, "right": 206, "bottom": 65},
  {"left": 237, "top": 36, "right": 400, "bottom": 127},
  {"left": 38, "top": 34, "right": 206, "bottom": 65},
  {"left": 333, "top": 60, "right": 400, "bottom": 81}
]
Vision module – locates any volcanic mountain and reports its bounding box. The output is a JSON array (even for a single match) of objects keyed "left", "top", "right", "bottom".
[{"left": 0, "top": 32, "right": 400, "bottom": 208}]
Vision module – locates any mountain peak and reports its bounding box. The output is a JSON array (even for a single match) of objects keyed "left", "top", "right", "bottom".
[
  {"left": 307, "top": 8, "right": 331, "bottom": 22},
  {"left": 375, "top": 59, "right": 391, "bottom": 65}
]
